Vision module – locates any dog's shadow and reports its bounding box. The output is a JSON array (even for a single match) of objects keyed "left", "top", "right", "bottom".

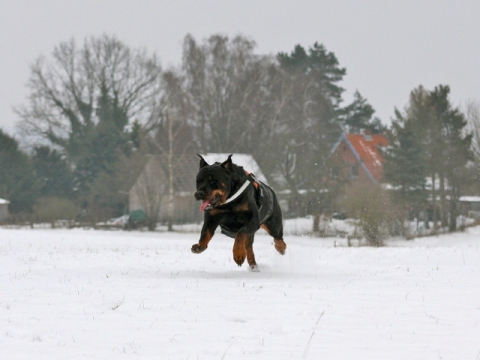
[
  {"left": 168, "top": 261, "right": 314, "bottom": 281},
  {"left": 173, "top": 269, "right": 288, "bottom": 280}
]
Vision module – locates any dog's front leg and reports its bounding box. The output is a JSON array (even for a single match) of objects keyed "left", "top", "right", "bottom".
[
  {"left": 191, "top": 228, "right": 213, "bottom": 254},
  {"left": 192, "top": 215, "right": 219, "bottom": 254}
]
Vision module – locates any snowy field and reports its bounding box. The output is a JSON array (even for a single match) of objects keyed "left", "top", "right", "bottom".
[{"left": 1, "top": 225, "right": 479, "bottom": 360}]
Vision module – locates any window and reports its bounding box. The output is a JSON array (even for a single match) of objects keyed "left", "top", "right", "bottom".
[
  {"left": 330, "top": 166, "right": 339, "bottom": 178},
  {"left": 349, "top": 164, "right": 359, "bottom": 178}
]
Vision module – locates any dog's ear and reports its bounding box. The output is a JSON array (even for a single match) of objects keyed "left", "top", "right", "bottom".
[
  {"left": 197, "top": 154, "right": 209, "bottom": 169},
  {"left": 221, "top": 154, "right": 233, "bottom": 171}
]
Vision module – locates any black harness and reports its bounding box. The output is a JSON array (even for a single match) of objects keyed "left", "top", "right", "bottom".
[{"left": 219, "top": 172, "right": 273, "bottom": 238}]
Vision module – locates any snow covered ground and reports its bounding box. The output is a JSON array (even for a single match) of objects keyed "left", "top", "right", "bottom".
[{"left": 1, "top": 225, "right": 479, "bottom": 359}]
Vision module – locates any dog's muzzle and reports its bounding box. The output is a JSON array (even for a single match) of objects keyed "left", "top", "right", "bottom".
[
  {"left": 194, "top": 190, "right": 205, "bottom": 201},
  {"left": 195, "top": 192, "right": 220, "bottom": 212}
]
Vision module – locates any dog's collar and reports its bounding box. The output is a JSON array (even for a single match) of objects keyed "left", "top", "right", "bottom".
[{"left": 219, "top": 180, "right": 251, "bottom": 206}]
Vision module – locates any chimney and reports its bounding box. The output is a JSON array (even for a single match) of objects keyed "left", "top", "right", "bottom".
[{"left": 360, "top": 128, "right": 373, "bottom": 141}]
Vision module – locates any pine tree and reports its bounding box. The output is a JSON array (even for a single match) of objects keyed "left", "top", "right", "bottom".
[
  {"left": 387, "top": 85, "right": 472, "bottom": 233},
  {"left": 32, "top": 146, "right": 75, "bottom": 199},
  {"left": 0, "top": 130, "right": 39, "bottom": 213},
  {"left": 339, "top": 91, "right": 385, "bottom": 134},
  {"left": 429, "top": 85, "right": 472, "bottom": 231},
  {"left": 276, "top": 43, "right": 346, "bottom": 193},
  {"left": 383, "top": 111, "right": 428, "bottom": 235},
  {"left": 277, "top": 42, "right": 346, "bottom": 108}
]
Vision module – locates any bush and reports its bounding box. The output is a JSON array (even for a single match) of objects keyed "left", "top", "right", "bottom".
[
  {"left": 33, "top": 197, "right": 80, "bottom": 228},
  {"left": 344, "top": 183, "right": 395, "bottom": 246}
]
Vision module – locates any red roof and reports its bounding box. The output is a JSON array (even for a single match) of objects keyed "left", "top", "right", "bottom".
[{"left": 345, "top": 134, "right": 388, "bottom": 182}]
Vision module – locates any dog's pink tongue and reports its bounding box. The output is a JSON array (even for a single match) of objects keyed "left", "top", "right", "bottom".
[{"left": 200, "top": 200, "right": 210, "bottom": 211}]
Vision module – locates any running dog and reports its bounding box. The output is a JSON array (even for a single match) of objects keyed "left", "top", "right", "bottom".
[{"left": 192, "top": 154, "right": 286, "bottom": 269}]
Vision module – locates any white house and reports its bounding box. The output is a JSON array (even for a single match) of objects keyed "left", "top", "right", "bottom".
[
  {"left": 459, "top": 196, "right": 480, "bottom": 220},
  {"left": 0, "top": 198, "right": 10, "bottom": 222},
  {"left": 201, "top": 153, "right": 268, "bottom": 184}
]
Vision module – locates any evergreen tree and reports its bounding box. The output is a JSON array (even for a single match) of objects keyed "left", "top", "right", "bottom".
[
  {"left": 340, "top": 91, "right": 386, "bottom": 134},
  {"left": 429, "top": 85, "right": 472, "bottom": 231},
  {"left": 69, "top": 91, "right": 133, "bottom": 193},
  {"left": 275, "top": 43, "right": 346, "bottom": 193},
  {"left": 277, "top": 43, "right": 346, "bottom": 107},
  {"left": 0, "top": 130, "right": 39, "bottom": 213},
  {"left": 387, "top": 85, "right": 472, "bottom": 233},
  {"left": 383, "top": 111, "right": 428, "bottom": 234},
  {"left": 32, "top": 146, "right": 75, "bottom": 198},
  {"left": 16, "top": 35, "right": 161, "bottom": 195}
]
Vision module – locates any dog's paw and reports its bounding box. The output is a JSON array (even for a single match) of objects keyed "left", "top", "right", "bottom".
[
  {"left": 191, "top": 244, "right": 206, "bottom": 254},
  {"left": 248, "top": 264, "right": 259, "bottom": 272},
  {"left": 233, "top": 251, "right": 246, "bottom": 266},
  {"left": 232, "top": 242, "right": 246, "bottom": 266},
  {"left": 274, "top": 239, "right": 287, "bottom": 255}
]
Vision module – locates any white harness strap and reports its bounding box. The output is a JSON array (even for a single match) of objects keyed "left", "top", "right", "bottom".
[{"left": 219, "top": 180, "right": 250, "bottom": 206}]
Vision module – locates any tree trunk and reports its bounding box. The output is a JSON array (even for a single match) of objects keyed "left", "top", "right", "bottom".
[
  {"left": 431, "top": 173, "right": 437, "bottom": 232},
  {"left": 167, "top": 165, "right": 174, "bottom": 232},
  {"left": 439, "top": 174, "right": 448, "bottom": 228},
  {"left": 424, "top": 204, "right": 430, "bottom": 229},
  {"left": 313, "top": 212, "right": 320, "bottom": 233},
  {"left": 167, "top": 113, "right": 175, "bottom": 232},
  {"left": 401, "top": 186, "right": 408, "bottom": 238},
  {"left": 449, "top": 185, "right": 458, "bottom": 232}
]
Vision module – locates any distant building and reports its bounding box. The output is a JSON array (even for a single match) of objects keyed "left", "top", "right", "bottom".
[
  {"left": 459, "top": 196, "right": 480, "bottom": 220},
  {"left": 0, "top": 198, "right": 10, "bottom": 222},
  {"left": 128, "top": 154, "right": 200, "bottom": 224},
  {"left": 324, "top": 131, "right": 389, "bottom": 215},
  {"left": 329, "top": 131, "right": 389, "bottom": 184}
]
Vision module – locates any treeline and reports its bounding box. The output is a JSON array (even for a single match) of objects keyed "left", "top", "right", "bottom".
[
  {"left": 1, "top": 34, "right": 479, "bottom": 234},
  {"left": 344, "top": 85, "right": 479, "bottom": 245},
  {"left": 0, "top": 34, "right": 380, "bottom": 223},
  {"left": 383, "top": 85, "right": 478, "bottom": 233}
]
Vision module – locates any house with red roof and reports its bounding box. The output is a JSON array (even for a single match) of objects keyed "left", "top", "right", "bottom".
[{"left": 328, "top": 131, "right": 389, "bottom": 185}]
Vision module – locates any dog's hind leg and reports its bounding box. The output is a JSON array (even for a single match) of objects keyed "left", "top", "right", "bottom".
[
  {"left": 274, "top": 238, "right": 287, "bottom": 255},
  {"left": 245, "top": 234, "right": 258, "bottom": 270},
  {"left": 261, "top": 224, "right": 287, "bottom": 255},
  {"left": 232, "top": 233, "right": 247, "bottom": 266}
]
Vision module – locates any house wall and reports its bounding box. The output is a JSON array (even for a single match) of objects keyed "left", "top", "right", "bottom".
[
  {"left": 330, "top": 140, "right": 375, "bottom": 185},
  {"left": 129, "top": 157, "right": 202, "bottom": 224},
  {"left": 460, "top": 201, "right": 480, "bottom": 219},
  {"left": 129, "top": 157, "right": 165, "bottom": 213},
  {"left": 328, "top": 139, "right": 379, "bottom": 214},
  {"left": 158, "top": 195, "right": 203, "bottom": 224},
  {"left": 0, "top": 204, "right": 9, "bottom": 222}
]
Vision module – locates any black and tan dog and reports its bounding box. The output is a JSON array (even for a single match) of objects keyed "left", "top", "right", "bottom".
[{"left": 192, "top": 154, "right": 286, "bottom": 270}]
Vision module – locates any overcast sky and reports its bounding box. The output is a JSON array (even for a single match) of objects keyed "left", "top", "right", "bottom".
[{"left": 1, "top": 0, "right": 479, "bottom": 136}]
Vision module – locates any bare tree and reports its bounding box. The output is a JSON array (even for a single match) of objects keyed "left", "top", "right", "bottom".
[
  {"left": 182, "top": 34, "right": 279, "bottom": 154},
  {"left": 131, "top": 155, "right": 165, "bottom": 231},
  {"left": 17, "top": 35, "right": 160, "bottom": 140},
  {"left": 147, "top": 70, "right": 195, "bottom": 231},
  {"left": 463, "top": 99, "right": 480, "bottom": 196},
  {"left": 465, "top": 100, "right": 480, "bottom": 161},
  {"left": 16, "top": 34, "right": 161, "bottom": 192},
  {"left": 182, "top": 33, "right": 319, "bottom": 192}
]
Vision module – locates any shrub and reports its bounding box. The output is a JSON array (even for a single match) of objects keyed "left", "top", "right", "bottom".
[
  {"left": 33, "top": 197, "right": 80, "bottom": 228},
  {"left": 344, "top": 183, "right": 395, "bottom": 246}
]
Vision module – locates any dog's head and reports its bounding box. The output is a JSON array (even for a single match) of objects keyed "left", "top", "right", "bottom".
[{"left": 194, "top": 154, "right": 234, "bottom": 211}]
